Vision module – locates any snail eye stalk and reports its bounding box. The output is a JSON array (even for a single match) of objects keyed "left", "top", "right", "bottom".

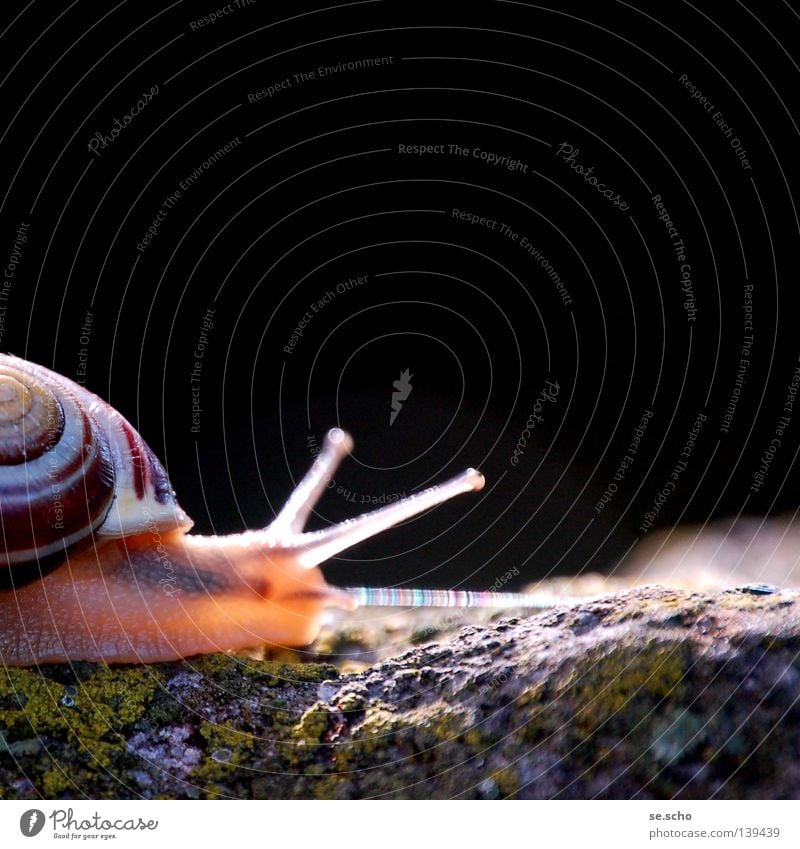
[{"left": 266, "top": 428, "right": 485, "bottom": 570}]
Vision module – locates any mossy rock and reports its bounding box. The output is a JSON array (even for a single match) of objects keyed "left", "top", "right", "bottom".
[{"left": 2, "top": 586, "right": 799, "bottom": 799}]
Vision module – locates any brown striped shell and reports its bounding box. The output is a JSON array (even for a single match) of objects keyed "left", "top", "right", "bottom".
[{"left": 0, "top": 354, "right": 191, "bottom": 569}]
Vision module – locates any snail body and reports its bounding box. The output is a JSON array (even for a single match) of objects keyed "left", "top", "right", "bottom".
[{"left": 0, "top": 354, "right": 484, "bottom": 666}]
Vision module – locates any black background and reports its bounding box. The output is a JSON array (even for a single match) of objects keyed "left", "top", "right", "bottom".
[{"left": 2, "top": 0, "right": 799, "bottom": 591}]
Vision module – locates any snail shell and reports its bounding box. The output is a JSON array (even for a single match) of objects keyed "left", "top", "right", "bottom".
[
  {"left": 0, "top": 354, "right": 189, "bottom": 569},
  {"left": 0, "top": 354, "right": 484, "bottom": 666}
]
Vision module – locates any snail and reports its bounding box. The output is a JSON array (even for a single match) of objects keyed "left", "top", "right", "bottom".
[{"left": 0, "top": 353, "right": 502, "bottom": 666}]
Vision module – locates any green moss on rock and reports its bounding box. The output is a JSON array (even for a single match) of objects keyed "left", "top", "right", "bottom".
[
  {"left": 0, "top": 665, "right": 161, "bottom": 761},
  {"left": 567, "top": 641, "right": 688, "bottom": 737},
  {"left": 1, "top": 587, "right": 799, "bottom": 799}
]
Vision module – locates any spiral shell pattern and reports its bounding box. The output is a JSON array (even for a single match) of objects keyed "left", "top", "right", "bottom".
[{"left": 0, "top": 356, "right": 117, "bottom": 566}]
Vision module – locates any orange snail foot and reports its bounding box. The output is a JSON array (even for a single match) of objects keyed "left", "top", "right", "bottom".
[
  {"left": 0, "top": 532, "right": 355, "bottom": 666},
  {"left": 0, "top": 424, "right": 484, "bottom": 666}
]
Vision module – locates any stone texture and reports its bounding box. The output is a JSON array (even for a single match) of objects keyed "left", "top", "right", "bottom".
[{"left": 1, "top": 584, "right": 799, "bottom": 799}]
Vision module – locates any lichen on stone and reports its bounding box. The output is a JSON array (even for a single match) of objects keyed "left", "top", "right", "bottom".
[{"left": 1, "top": 586, "right": 799, "bottom": 799}]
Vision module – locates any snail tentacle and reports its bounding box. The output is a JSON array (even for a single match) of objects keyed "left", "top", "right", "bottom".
[
  {"left": 263, "top": 429, "right": 484, "bottom": 570},
  {"left": 267, "top": 427, "right": 353, "bottom": 538},
  {"left": 0, "top": 356, "right": 487, "bottom": 666},
  {"left": 283, "top": 466, "right": 485, "bottom": 569}
]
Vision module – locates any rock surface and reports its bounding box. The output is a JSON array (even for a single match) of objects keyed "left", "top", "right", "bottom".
[{"left": 1, "top": 584, "right": 799, "bottom": 799}]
